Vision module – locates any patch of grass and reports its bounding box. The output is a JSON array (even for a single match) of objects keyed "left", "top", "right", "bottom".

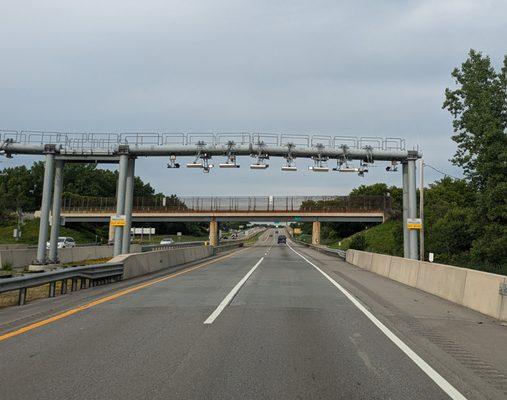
[
  {"left": 328, "top": 219, "right": 403, "bottom": 257},
  {"left": 0, "top": 219, "right": 96, "bottom": 245}
]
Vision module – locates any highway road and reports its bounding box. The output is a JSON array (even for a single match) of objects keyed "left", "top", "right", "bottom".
[{"left": 0, "top": 229, "right": 506, "bottom": 399}]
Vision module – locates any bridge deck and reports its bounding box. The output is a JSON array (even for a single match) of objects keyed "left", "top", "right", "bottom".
[{"left": 60, "top": 210, "right": 386, "bottom": 222}]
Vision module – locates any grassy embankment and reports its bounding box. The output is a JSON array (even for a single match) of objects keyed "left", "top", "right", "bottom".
[
  {"left": 0, "top": 219, "right": 97, "bottom": 245},
  {"left": 294, "top": 220, "right": 403, "bottom": 257}
]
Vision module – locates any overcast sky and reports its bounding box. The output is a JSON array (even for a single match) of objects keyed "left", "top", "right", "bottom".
[{"left": 1, "top": 0, "right": 506, "bottom": 196}]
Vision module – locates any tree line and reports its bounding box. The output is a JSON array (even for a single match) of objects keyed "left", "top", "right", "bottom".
[{"left": 299, "top": 50, "right": 507, "bottom": 274}]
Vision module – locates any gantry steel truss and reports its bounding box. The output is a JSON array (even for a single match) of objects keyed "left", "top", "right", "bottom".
[{"left": 0, "top": 130, "right": 421, "bottom": 265}]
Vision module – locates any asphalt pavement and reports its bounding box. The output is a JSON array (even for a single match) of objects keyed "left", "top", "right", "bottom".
[{"left": 0, "top": 229, "right": 505, "bottom": 399}]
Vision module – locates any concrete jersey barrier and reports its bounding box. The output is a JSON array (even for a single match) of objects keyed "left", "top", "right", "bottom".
[
  {"left": 0, "top": 245, "right": 142, "bottom": 270},
  {"left": 346, "top": 249, "right": 507, "bottom": 321},
  {"left": 110, "top": 245, "right": 214, "bottom": 279}
]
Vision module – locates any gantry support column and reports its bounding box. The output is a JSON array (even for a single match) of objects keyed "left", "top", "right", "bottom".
[
  {"left": 312, "top": 221, "right": 321, "bottom": 245},
  {"left": 121, "top": 158, "right": 135, "bottom": 254},
  {"left": 113, "top": 148, "right": 129, "bottom": 257},
  {"left": 35, "top": 147, "right": 56, "bottom": 264},
  {"left": 402, "top": 161, "right": 410, "bottom": 258},
  {"left": 209, "top": 220, "right": 219, "bottom": 247},
  {"left": 48, "top": 160, "right": 64, "bottom": 263},
  {"left": 407, "top": 154, "right": 419, "bottom": 260}
]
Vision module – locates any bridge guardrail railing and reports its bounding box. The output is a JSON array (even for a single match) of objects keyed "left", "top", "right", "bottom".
[
  {"left": 288, "top": 234, "right": 346, "bottom": 259},
  {"left": 60, "top": 195, "right": 391, "bottom": 214},
  {"left": 0, "top": 262, "right": 124, "bottom": 306}
]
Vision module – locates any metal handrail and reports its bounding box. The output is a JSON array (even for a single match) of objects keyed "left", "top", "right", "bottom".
[{"left": 0, "top": 130, "right": 407, "bottom": 151}]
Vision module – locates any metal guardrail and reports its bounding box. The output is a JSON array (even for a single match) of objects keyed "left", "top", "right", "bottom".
[
  {"left": 289, "top": 236, "right": 347, "bottom": 259},
  {"left": 0, "top": 262, "right": 124, "bottom": 306},
  {"left": 0, "top": 230, "right": 262, "bottom": 307},
  {"left": 1, "top": 130, "right": 406, "bottom": 152}
]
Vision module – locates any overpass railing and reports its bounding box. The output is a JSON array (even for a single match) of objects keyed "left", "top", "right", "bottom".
[{"left": 61, "top": 195, "right": 391, "bottom": 213}]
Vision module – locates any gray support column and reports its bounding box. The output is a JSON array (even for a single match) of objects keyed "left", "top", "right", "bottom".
[
  {"left": 49, "top": 160, "right": 64, "bottom": 263},
  {"left": 121, "top": 158, "right": 135, "bottom": 254},
  {"left": 407, "top": 158, "right": 419, "bottom": 260},
  {"left": 35, "top": 150, "right": 56, "bottom": 264},
  {"left": 402, "top": 162, "right": 409, "bottom": 258},
  {"left": 113, "top": 151, "right": 129, "bottom": 256}
]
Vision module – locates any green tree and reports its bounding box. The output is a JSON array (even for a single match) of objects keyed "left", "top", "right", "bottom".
[{"left": 443, "top": 49, "right": 507, "bottom": 271}]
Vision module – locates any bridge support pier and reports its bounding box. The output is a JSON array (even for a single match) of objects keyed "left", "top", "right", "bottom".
[
  {"left": 121, "top": 158, "right": 135, "bottom": 254},
  {"left": 312, "top": 221, "right": 321, "bottom": 245},
  {"left": 48, "top": 160, "right": 64, "bottom": 263},
  {"left": 113, "top": 152, "right": 129, "bottom": 257},
  {"left": 35, "top": 149, "right": 56, "bottom": 265},
  {"left": 209, "top": 220, "right": 218, "bottom": 247}
]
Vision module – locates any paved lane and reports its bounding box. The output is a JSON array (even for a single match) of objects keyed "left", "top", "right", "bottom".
[{"left": 0, "top": 230, "right": 463, "bottom": 399}]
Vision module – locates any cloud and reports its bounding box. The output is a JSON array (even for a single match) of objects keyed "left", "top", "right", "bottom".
[{"left": 1, "top": 0, "right": 505, "bottom": 194}]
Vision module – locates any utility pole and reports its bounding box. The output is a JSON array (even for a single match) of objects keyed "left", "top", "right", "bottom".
[{"left": 419, "top": 159, "right": 425, "bottom": 261}]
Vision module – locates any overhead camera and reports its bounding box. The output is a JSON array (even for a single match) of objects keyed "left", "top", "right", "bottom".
[
  {"left": 385, "top": 161, "right": 398, "bottom": 172},
  {"left": 167, "top": 155, "right": 180, "bottom": 169}
]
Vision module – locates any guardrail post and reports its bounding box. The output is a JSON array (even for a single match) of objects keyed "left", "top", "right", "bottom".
[
  {"left": 71, "top": 277, "right": 78, "bottom": 291},
  {"left": 122, "top": 158, "right": 135, "bottom": 254},
  {"left": 35, "top": 146, "right": 56, "bottom": 265},
  {"left": 18, "top": 288, "right": 27, "bottom": 306},
  {"left": 48, "top": 281, "right": 56, "bottom": 297},
  {"left": 49, "top": 160, "right": 64, "bottom": 263},
  {"left": 60, "top": 279, "right": 67, "bottom": 295}
]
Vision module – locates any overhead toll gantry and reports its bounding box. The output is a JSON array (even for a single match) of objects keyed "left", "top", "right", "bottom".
[{"left": 0, "top": 131, "right": 422, "bottom": 267}]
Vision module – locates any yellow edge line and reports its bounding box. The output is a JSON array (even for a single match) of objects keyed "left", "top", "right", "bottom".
[{"left": 0, "top": 247, "right": 250, "bottom": 342}]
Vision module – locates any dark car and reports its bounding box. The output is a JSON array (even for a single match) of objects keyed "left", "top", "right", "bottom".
[{"left": 277, "top": 235, "right": 286, "bottom": 244}]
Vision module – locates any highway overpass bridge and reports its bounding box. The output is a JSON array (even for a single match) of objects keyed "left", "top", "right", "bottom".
[{"left": 58, "top": 194, "right": 391, "bottom": 245}]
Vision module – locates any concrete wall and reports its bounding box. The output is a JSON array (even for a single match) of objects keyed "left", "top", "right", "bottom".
[
  {"left": 346, "top": 249, "right": 507, "bottom": 321},
  {"left": 0, "top": 245, "right": 142, "bottom": 270},
  {"left": 110, "top": 245, "right": 214, "bottom": 279}
]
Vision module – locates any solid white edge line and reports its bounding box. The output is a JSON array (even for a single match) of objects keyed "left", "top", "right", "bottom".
[
  {"left": 204, "top": 257, "right": 264, "bottom": 324},
  {"left": 286, "top": 243, "right": 468, "bottom": 400}
]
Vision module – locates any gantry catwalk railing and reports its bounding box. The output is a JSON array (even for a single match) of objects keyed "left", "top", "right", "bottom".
[
  {"left": 0, "top": 130, "right": 406, "bottom": 153},
  {"left": 61, "top": 195, "right": 391, "bottom": 213}
]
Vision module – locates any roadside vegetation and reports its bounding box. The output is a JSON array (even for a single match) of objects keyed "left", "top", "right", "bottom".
[
  {"left": 0, "top": 163, "right": 209, "bottom": 246},
  {"left": 294, "top": 50, "right": 507, "bottom": 276}
]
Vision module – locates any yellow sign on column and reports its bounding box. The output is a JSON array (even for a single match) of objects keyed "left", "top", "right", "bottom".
[
  {"left": 110, "top": 215, "right": 126, "bottom": 227},
  {"left": 407, "top": 218, "right": 422, "bottom": 230}
]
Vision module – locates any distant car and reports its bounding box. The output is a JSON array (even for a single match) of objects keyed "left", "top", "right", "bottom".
[
  {"left": 160, "top": 238, "right": 174, "bottom": 245},
  {"left": 46, "top": 236, "right": 76, "bottom": 249},
  {"left": 277, "top": 235, "right": 286, "bottom": 244}
]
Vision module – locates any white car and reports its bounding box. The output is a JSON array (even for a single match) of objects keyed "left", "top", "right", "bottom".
[
  {"left": 160, "top": 238, "right": 174, "bottom": 245},
  {"left": 46, "top": 237, "right": 76, "bottom": 249}
]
